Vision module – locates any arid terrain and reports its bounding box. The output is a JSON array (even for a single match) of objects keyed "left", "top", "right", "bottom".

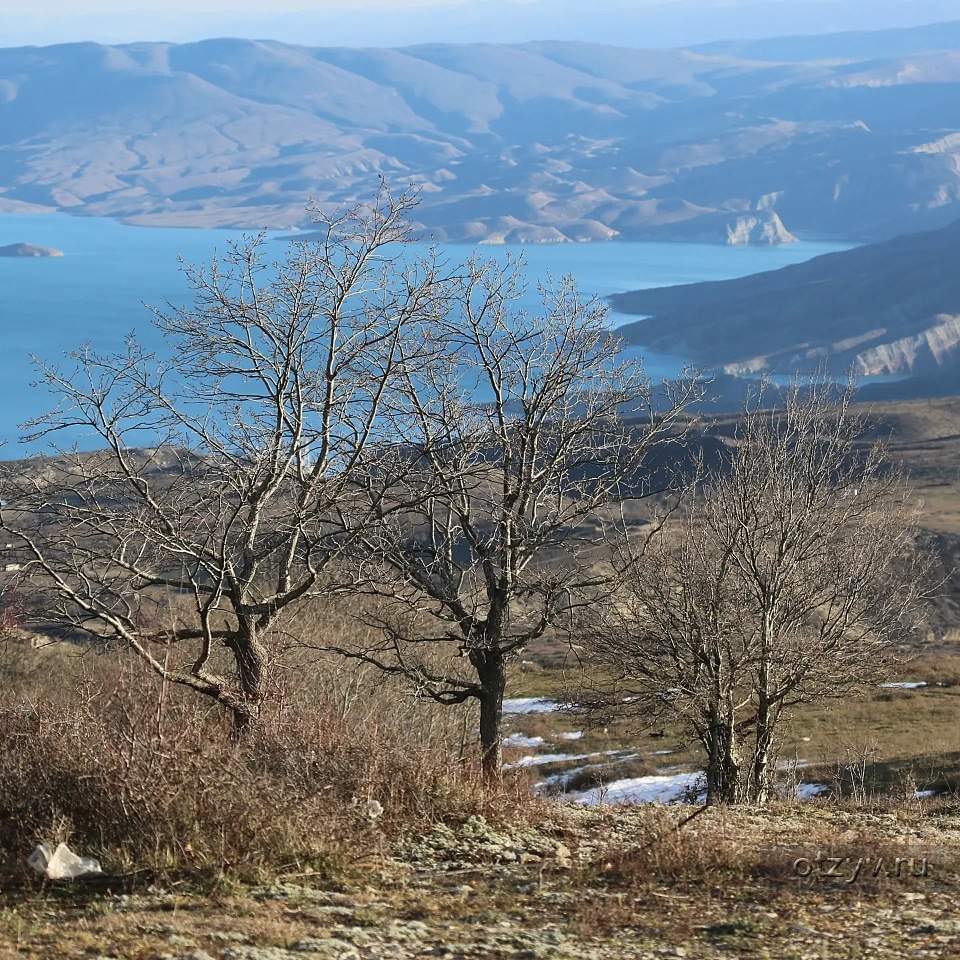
[
  {"left": 4, "top": 5, "right": 960, "bottom": 958},
  {"left": 3, "top": 23, "right": 960, "bottom": 242},
  {"left": 2, "top": 392, "right": 960, "bottom": 960},
  {"left": 613, "top": 222, "right": 960, "bottom": 383},
  {"left": 2, "top": 804, "right": 959, "bottom": 959}
]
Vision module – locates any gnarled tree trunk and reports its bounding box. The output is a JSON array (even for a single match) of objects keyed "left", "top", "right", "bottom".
[
  {"left": 226, "top": 623, "right": 268, "bottom": 738},
  {"left": 704, "top": 715, "right": 747, "bottom": 805},
  {"left": 472, "top": 648, "right": 506, "bottom": 783}
]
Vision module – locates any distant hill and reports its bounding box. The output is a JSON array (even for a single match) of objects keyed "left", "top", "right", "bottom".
[
  {"left": 2, "top": 30, "right": 960, "bottom": 242},
  {"left": 0, "top": 242, "right": 62, "bottom": 257},
  {"left": 696, "top": 19, "right": 960, "bottom": 61},
  {"left": 612, "top": 219, "right": 960, "bottom": 383}
]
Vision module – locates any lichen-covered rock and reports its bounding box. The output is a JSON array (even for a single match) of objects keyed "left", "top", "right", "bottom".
[
  {"left": 291, "top": 938, "right": 359, "bottom": 958},
  {"left": 398, "top": 814, "right": 581, "bottom": 870}
]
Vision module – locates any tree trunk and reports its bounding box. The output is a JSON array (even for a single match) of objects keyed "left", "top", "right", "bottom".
[
  {"left": 472, "top": 648, "right": 506, "bottom": 783},
  {"left": 230, "top": 700, "right": 257, "bottom": 739},
  {"left": 751, "top": 708, "right": 775, "bottom": 806},
  {"left": 750, "top": 629, "right": 774, "bottom": 805},
  {"left": 227, "top": 625, "right": 268, "bottom": 739},
  {"left": 705, "top": 716, "right": 746, "bottom": 805}
]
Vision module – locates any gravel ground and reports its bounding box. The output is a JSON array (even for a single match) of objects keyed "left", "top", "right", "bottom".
[{"left": 2, "top": 803, "right": 958, "bottom": 959}]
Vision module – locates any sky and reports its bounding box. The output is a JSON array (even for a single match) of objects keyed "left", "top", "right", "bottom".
[{"left": 5, "top": 0, "right": 960, "bottom": 48}]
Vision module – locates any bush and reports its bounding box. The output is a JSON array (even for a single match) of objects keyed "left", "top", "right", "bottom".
[{"left": 0, "top": 643, "right": 526, "bottom": 882}]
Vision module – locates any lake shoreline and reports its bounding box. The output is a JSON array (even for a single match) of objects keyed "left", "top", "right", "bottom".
[
  {"left": 0, "top": 210, "right": 853, "bottom": 446},
  {"left": 0, "top": 203, "right": 860, "bottom": 249}
]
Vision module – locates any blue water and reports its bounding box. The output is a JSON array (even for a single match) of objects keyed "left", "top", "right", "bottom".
[{"left": 0, "top": 212, "right": 851, "bottom": 450}]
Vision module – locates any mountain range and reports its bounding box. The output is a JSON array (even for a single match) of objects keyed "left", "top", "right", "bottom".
[
  {"left": 10, "top": 2, "right": 960, "bottom": 49},
  {"left": 612, "top": 218, "right": 960, "bottom": 385},
  {"left": 2, "top": 22, "right": 960, "bottom": 243}
]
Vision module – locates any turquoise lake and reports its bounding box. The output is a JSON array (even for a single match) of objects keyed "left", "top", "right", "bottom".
[{"left": 0, "top": 212, "right": 851, "bottom": 449}]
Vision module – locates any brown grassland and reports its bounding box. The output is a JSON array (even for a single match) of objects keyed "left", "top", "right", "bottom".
[{"left": 2, "top": 394, "right": 960, "bottom": 958}]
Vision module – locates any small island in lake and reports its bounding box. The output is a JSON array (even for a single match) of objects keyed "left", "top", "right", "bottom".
[{"left": 0, "top": 243, "right": 64, "bottom": 258}]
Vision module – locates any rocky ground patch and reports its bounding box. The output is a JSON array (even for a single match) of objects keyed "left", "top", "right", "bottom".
[{"left": 2, "top": 802, "right": 958, "bottom": 959}]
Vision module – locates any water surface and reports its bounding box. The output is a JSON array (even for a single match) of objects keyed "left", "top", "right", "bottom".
[{"left": 0, "top": 212, "right": 851, "bottom": 449}]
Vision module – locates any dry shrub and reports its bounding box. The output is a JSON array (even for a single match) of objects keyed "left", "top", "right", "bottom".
[
  {"left": 579, "top": 807, "right": 949, "bottom": 902},
  {"left": 587, "top": 809, "right": 763, "bottom": 887},
  {"left": 0, "top": 641, "right": 523, "bottom": 882}
]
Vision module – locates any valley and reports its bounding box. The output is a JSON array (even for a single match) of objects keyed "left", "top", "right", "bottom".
[{"left": 0, "top": 210, "right": 848, "bottom": 446}]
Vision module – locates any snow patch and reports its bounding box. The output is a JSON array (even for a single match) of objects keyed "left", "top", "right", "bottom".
[
  {"left": 508, "top": 749, "right": 624, "bottom": 770},
  {"left": 502, "top": 697, "right": 561, "bottom": 714},
  {"left": 563, "top": 772, "right": 833, "bottom": 805},
  {"left": 503, "top": 697, "right": 561, "bottom": 713},
  {"left": 795, "top": 782, "right": 830, "bottom": 799},
  {"left": 571, "top": 771, "right": 705, "bottom": 806},
  {"left": 880, "top": 681, "right": 928, "bottom": 690},
  {"left": 507, "top": 752, "right": 593, "bottom": 769},
  {"left": 502, "top": 733, "right": 545, "bottom": 749},
  {"left": 534, "top": 753, "right": 642, "bottom": 791}
]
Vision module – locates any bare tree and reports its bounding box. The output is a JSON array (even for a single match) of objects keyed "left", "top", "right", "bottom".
[
  {"left": 333, "top": 260, "right": 696, "bottom": 780},
  {"left": 0, "top": 190, "right": 448, "bottom": 735},
  {"left": 582, "top": 381, "right": 932, "bottom": 804}
]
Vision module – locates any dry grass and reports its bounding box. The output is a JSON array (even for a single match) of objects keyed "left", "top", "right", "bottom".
[
  {"left": 0, "top": 637, "right": 528, "bottom": 885},
  {"left": 584, "top": 809, "right": 766, "bottom": 887},
  {"left": 559, "top": 803, "right": 960, "bottom": 944}
]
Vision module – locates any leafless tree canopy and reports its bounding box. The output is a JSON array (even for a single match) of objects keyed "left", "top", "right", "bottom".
[
  {"left": 582, "top": 381, "right": 933, "bottom": 804},
  {"left": 0, "top": 190, "right": 449, "bottom": 733},
  {"left": 0, "top": 187, "right": 700, "bottom": 776},
  {"left": 333, "top": 259, "right": 697, "bottom": 778}
]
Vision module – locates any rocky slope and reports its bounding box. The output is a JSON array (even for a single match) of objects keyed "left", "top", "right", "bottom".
[
  {"left": 2, "top": 28, "right": 960, "bottom": 242},
  {"left": 612, "top": 219, "right": 960, "bottom": 380},
  {"left": 3, "top": 804, "right": 959, "bottom": 959}
]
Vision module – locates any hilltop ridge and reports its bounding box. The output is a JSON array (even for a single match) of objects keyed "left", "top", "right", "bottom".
[{"left": 2, "top": 27, "right": 960, "bottom": 241}]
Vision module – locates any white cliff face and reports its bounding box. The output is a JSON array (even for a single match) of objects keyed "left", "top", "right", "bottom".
[
  {"left": 853, "top": 314, "right": 960, "bottom": 377},
  {"left": 723, "top": 315, "right": 960, "bottom": 378},
  {"left": 724, "top": 212, "right": 797, "bottom": 246}
]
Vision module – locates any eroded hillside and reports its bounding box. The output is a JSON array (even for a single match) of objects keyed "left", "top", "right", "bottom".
[{"left": 2, "top": 30, "right": 960, "bottom": 242}]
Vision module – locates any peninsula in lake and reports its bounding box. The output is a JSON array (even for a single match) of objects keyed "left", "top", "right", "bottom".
[
  {"left": 0, "top": 243, "right": 63, "bottom": 258},
  {"left": 612, "top": 218, "right": 960, "bottom": 385}
]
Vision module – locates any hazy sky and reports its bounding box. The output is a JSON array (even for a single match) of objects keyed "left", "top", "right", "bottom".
[{"left": 6, "top": 0, "right": 960, "bottom": 48}]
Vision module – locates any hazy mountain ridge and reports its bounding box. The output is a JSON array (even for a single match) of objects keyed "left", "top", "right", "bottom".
[
  {"left": 696, "top": 18, "right": 960, "bottom": 61},
  {"left": 611, "top": 218, "right": 960, "bottom": 381},
  {"left": 1, "top": 29, "right": 960, "bottom": 242}
]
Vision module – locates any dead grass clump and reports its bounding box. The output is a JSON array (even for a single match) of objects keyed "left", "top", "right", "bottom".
[
  {"left": 0, "top": 652, "right": 523, "bottom": 883},
  {"left": 578, "top": 807, "right": 952, "bottom": 905},
  {"left": 580, "top": 809, "right": 763, "bottom": 888}
]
